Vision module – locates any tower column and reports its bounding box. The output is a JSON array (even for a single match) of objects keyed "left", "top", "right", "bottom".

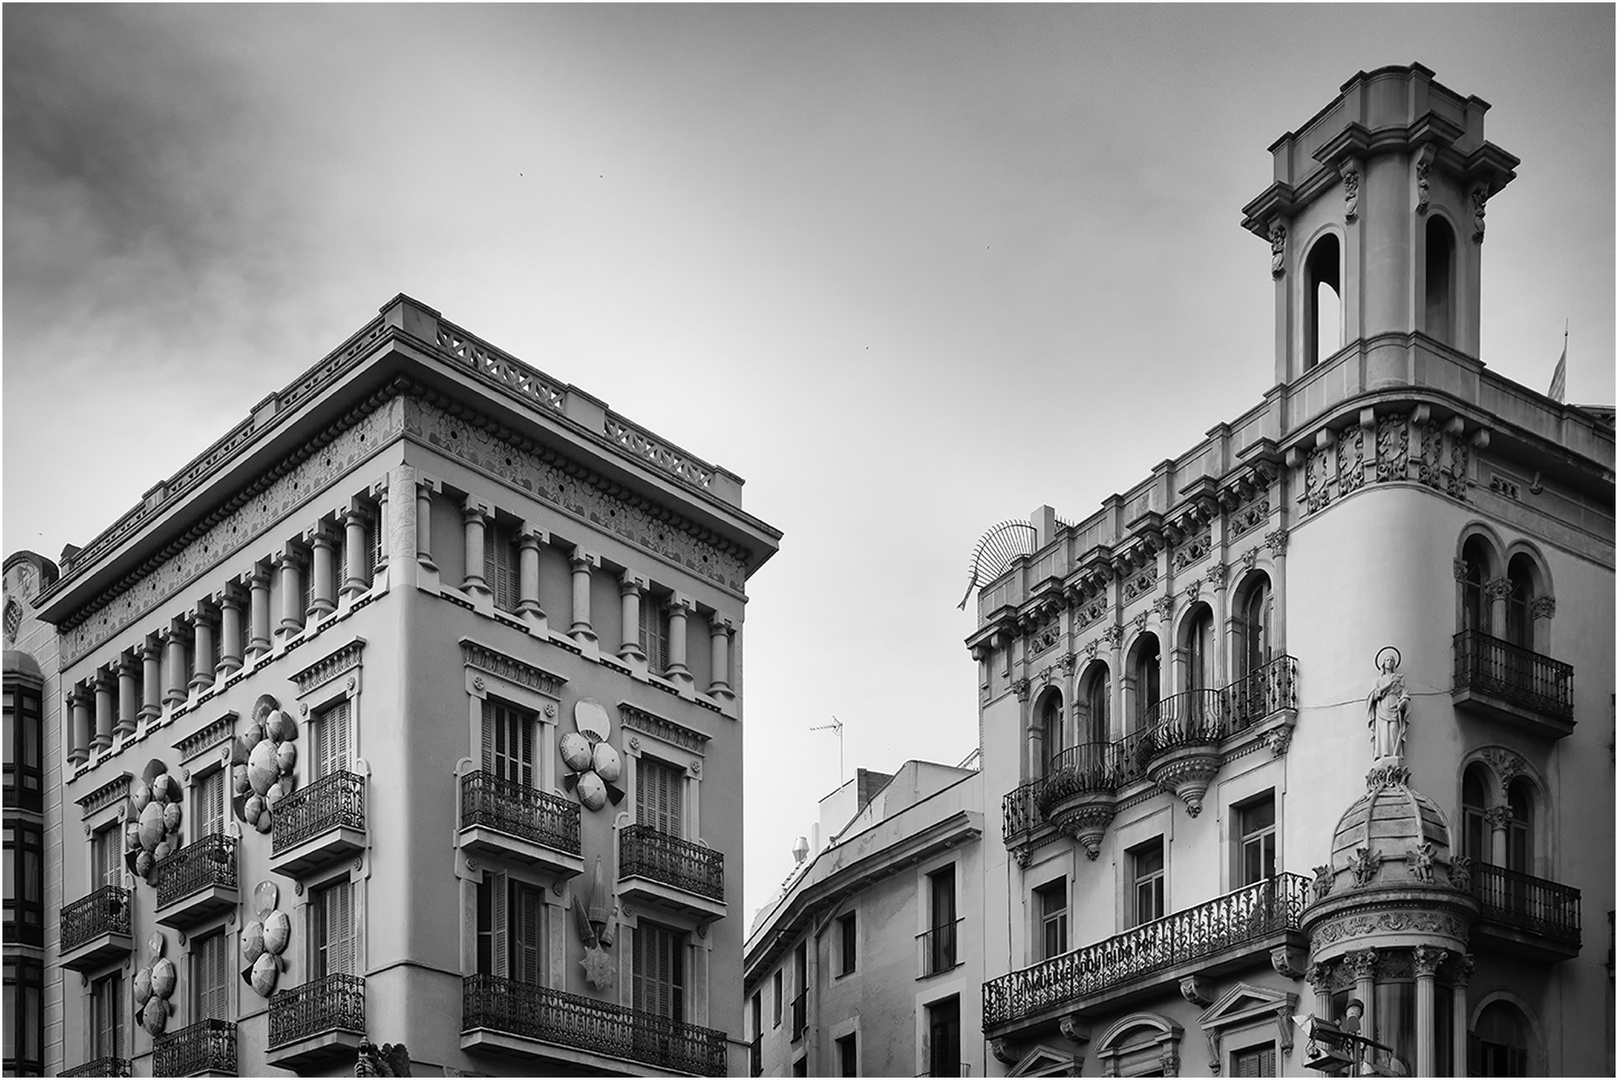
[
  {"left": 116, "top": 658, "right": 139, "bottom": 738},
  {"left": 67, "top": 689, "right": 91, "bottom": 765},
  {"left": 710, "top": 617, "right": 734, "bottom": 698},
  {"left": 342, "top": 510, "right": 369, "bottom": 597},
  {"left": 619, "top": 576, "right": 645, "bottom": 661},
  {"left": 140, "top": 639, "right": 163, "bottom": 723},
  {"left": 247, "top": 565, "right": 273, "bottom": 659},
  {"left": 1348, "top": 948, "right": 1378, "bottom": 1047},
  {"left": 277, "top": 553, "right": 306, "bottom": 638},
  {"left": 1413, "top": 946, "right": 1442, "bottom": 1077},
  {"left": 164, "top": 624, "right": 190, "bottom": 706},
  {"left": 518, "top": 527, "right": 545, "bottom": 623},
  {"left": 462, "top": 501, "right": 490, "bottom": 595},
  {"left": 1451, "top": 955, "right": 1474, "bottom": 1075},
  {"left": 219, "top": 592, "right": 245, "bottom": 676},
  {"left": 309, "top": 530, "right": 337, "bottom": 616},
  {"left": 569, "top": 552, "right": 598, "bottom": 643},
  {"left": 665, "top": 595, "right": 692, "bottom": 683},
  {"left": 93, "top": 671, "right": 115, "bottom": 750},
  {"left": 1484, "top": 805, "right": 1512, "bottom": 867},
  {"left": 190, "top": 608, "right": 217, "bottom": 692}
]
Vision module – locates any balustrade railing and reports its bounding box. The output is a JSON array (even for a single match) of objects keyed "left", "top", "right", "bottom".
[
  {"left": 1471, "top": 863, "right": 1581, "bottom": 945},
  {"left": 982, "top": 874, "right": 1309, "bottom": 1028},
  {"left": 61, "top": 1058, "right": 131, "bottom": 1077},
  {"left": 272, "top": 771, "right": 365, "bottom": 854},
  {"left": 268, "top": 973, "right": 365, "bottom": 1048},
  {"left": 461, "top": 771, "right": 581, "bottom": 854},
  {"left": 61, "top": 886, "right": 131, "bottom": 953},
  {"left": 154, "top": 833, "right": 237, "bottom": 908},
  {"left": 154, "top": 1018, "right": 237, "bottom": 1076},
  {"left": 462, "top": 973, "right": 727, "bottom": 1076},
  {"left": 919, "top": 918, "right": 962, "bottom": 976},
  {"left": 619, "top": 825, "right": 724, "bottom": 901},
  {"left": 1453, "top": 631, "right": 1574, "bottom": 721}
]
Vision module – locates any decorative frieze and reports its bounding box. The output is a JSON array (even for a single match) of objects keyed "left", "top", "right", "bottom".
[
  {"left": 290, "top": 640, "right": 366, "bottom": 695},
  {"left": 619, "top": 703, "right": 709, "bottom": 755},
  {"left": 1228, "top": 497, "right": 1271, "bottom": 539},
  {"left": 76, "top": 771, "right": 133, "bottom": 816},
  {"left": 176, "top": 713, "right": 237, "bottom": 763},
  {"left": 1122, "top": 563, "right": 1159, "bottom": 602},
  {"left": 1170, "top": 529, "right": 1211, "bottom": 572},
  {"left": 1489, "top": 473, "right": 1520, "bottom": 500},
  {"left": 1310, "top": 910, "right": 1469, "bottom": 949},
  {"left": 460, "top": 640, "right": 565, "bottom": 699}
]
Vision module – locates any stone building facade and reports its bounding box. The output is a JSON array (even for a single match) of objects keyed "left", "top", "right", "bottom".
[{"left": 5, "top": 295, "right": 780, "bottom": 1076}]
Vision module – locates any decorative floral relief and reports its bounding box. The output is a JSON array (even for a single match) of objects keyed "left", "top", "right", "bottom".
[
  {"left": 1337, "top": 427, "right": 1366, "bottom": 495},
  {"left": 1297, "top": 410, "right": 1471, "bottom": 519},
  {"left": 1029, "top": 613, "right": 1060, "bottom": 655},
  {"left": 1376, "top": 416, "right": 1409, "bottom": 482},
  {"left": 1121, "top": 564, "right": 1159, "bottom": 602},
  {"left": 1171, "top": 529, "right": 1211, "bottom": 572},
  {"left": 1230, "top": 497, "right": 1272, "bottom": 539}
]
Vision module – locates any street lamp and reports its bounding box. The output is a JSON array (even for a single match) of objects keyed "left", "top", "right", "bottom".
[{"left": 1295, "top": 1001, "right": 1408, "bottom": 1077}]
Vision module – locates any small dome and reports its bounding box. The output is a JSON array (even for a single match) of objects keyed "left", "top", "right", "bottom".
[{"left": 1330, "top": 774, "right": 1451, "bottom": 872}]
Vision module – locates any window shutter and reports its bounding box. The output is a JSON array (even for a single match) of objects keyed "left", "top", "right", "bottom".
[
  {"left": 490, "top": 870, "right": 508, "bottom": 979},
  {"left": 200, "top": 771, "right": 224, "bottom": 837},
  {"left": 512, "top": 883, "right": 543, "bottom": 985},
  {"left": 637, "top": 758, "right": 683, "bottom": 837},
  {"left": 325, "top": 881, "right": 355, "bottom": 976},
  {"left": 633, "top": 922, "right": 684, "bottom": 1019},
  {"left": 487, "top": 526, "right": 518, "bottom": 612},
  {"left": 641, "top": 600, "right": 668, "bottom": 675},
  {"left": 317, "top": 700, "right": 352, "bottom": 778},
  {"left": 95, "top": 827, "right": 120, "bottom": 888},
  {"left": 196, "top": 931, "right": 229, "bottom": 1020},
  {"left": 481, "top": 700, "right": 494, "bottom": 775},
  {"left": 366, "top": 516, "right": 380, "bottom": 585},
  {"left": 303, "top": 551, "right": 316, "bottom": 618}
]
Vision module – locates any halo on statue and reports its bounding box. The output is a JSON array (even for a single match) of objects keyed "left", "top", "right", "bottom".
[{"left": 1374, "top": 646, "right": 1401, "bottom": 671}]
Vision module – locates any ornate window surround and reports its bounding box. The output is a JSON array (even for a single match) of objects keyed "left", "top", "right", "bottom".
[
  {"left": 459, "top": 639, "right": 565, "bottom": 795},
  {"left": 1195, "top": 982, "right": 1297, "bottom": 1076},
  {"left": 1093, "top": 1011, "right": 1183, "bottom": 1077}
]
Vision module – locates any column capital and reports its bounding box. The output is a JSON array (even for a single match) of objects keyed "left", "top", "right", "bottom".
[
  {"left": 620, "top": 574, "right": 646, "bottom": 596},
  {"left": 343, "top": 506, "right": 370, "bottom": 527},
  {"left": 274, "top": 548, "right": 308, "bottom": 570},
  {"left": 710, "top": 615, "right": 737, "bottom": 635},
  {"left": 249, "top": 562, "right": 275, "bottom": 586},
  {"left": 117, "top": 654, "right": 141, "bottom": 677},
  {"left": 67, "top": 684, "right": 93, "bottom": 707},
  {"left": 416, "top": 474, "right": 442, "bottom": 496},
  {"left": 141, "top": 636, "right": 165, "bottom": 661},
  {"left": 1451, "top": 953, "right": 1475, "bottom": 987},
  {"left": 668, "top": 592, "right": 695, "bottom": 614},
  {"left": 1483, "top": 804, "right": 1515, "bottom": 830},
  {"left": 570, "top": 550, "right": 600, "bottom": 571},
  {"left": 1345, "top": 947, "right": 1379, "bottom": 980},
  {"left": 219, "top": 591, "right": 246, "bottom": 613},
  {"left": 1412, "top": 945, "right": 1444, "bottom": 978},
  {"left": 309, "top": 528, "right": 337, "bottom": 551},
  {"left": 462, "top": 497, "right": 491, "bottom": 521},
  {"left": 1529, "top": 595, "right": 1556, "bottom": 620},
  {"left": 519, "top": 523, "right": 548, "bottom": 549},
  {"left": 1483, "top": 578, "right": 1513, "bottom": 602}
]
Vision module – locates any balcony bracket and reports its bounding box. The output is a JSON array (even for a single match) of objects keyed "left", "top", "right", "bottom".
[{"left": 1146, "top": 745, "right": 1223, "bottom": 817}]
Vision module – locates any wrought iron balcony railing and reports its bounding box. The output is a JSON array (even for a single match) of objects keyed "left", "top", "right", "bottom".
[
  {"left": 460, "top": 770, "right": 581, "bottom": 854},
  {"left": 154, "top": 833, "right": 238, "bottom": 909},
  {"left": 1003, "top": 779, "right": 1043, "bottom": 841},
  {"left": 61, "top": 1058, "right": 131, "bottom": 1077},
  {"left": 272, "top": 771, "right": 365, "bottom": 854},
  {"left": 1471, "top": 863, "right": 1581, "bottom": 945},
  {"left": 154, "top": 1018, "right": 237, "bottom": 1076},
  {"left": 463, "top": 973, "right": 728, "bottom": 1076},
  {"left": 749, "top": 1036, "right": 762, "bottom": 1077},
  {"left": 983, "top": 874, "right": 1310, "bottom": 1029},
  {"left": 919, "top": 918, "right": 962, "bottom": 976},
  {"left": 1223, "top": 654, "right": 1299, "bottom": 732},
  {"left": 268, "top": 972, "right": 365, "bottom": 1049},
  {"left": 790, "top": 989, "right": 808, "bottom": 1041},
  {"left": 1453, "top": 631, "right": 1574, "bottom": 722},
  {"left": 619, "top": 825, "right": 724, "bottom": 901},
  {"left": 61, "top": 886, "right": 131, "bottom": 953}
]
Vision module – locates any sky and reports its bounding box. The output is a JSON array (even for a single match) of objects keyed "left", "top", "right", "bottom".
[{"left": 4, "top": 3, "right": 1613, "bottom": 927}]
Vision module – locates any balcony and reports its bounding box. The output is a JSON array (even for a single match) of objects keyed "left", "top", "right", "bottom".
[
  {"left": 60, "top": 1058, "right": 131, "bottom": 1077},
  {"left": 266, "top": 973, "right": 366, "bottom": 1070},
  {"left": 458, "top": 771, "right": 584, "bottom": 878},
  {"left": 982, "top": 873, "right": 1310, "bottom": 1036},
  {"left": 60, "top": 886, "right": 132, "bottom": 971},
  {"left": 154, "top": 834, "right": 238, "bottom": 928},
  {"left": 154, "top": 1018, "right": 237, "bottom": 1076},
  {"left": 270, "top": 770, "right": 366, "bottom": 879},
  {"left": 461, "top": 973, "right": 728, "bottom": 1076},
  {"left": 919, "top": 918, "right": 962, "bottom": 978},
  {"left": 617, "top": 825, "right": 726, "bottom": 922},
  {"left": 1002, "top": 779, "right": 1043, "bottom": 846},
  {"left": 1453, "top": 631, "right": 1575, "bottom": 737},
  {"left": 749, "top": 1036, "right": 762, "bottom": 1077},
  {"left": 1470, "top": 863, "right": 1581, "bottom": 962}
]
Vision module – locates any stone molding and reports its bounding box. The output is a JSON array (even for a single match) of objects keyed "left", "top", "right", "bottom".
[
  {"left": 290, "top": 639, "right": 367, "bottom": 695},
  {"left": 619, "top": 703, "right": 709, "bottom": 755},
  {"left": 459, "top": 639, "right": 565, "bottom": 699},
  {"left": 176, "top": 713, "right": 238, "bottom": 764},
  {"left": 75, "top": 771, "right": 133, "bottom": 815}
]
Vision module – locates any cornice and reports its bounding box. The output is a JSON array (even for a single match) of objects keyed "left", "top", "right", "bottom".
[
  {"left": 75, "top": 771, "right": 132, "bottom": 816},
  {"left": 620, "top": 702, "right": 709, "bottom": 755},
  {"left": 461, "top": 638, "right": 565, "bottom": 699},
  {"left": 176, "top": 712, "right": 237, "bottom": 764},
  {"left": 290, "top": 639, "right": 367, "bottom": 695}
]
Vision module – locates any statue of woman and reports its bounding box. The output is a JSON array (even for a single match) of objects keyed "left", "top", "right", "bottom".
[{"left": 1367, "top": 647, "right": 1410, "bottom": 760}]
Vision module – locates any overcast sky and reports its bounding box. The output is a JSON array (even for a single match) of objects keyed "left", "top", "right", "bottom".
[{"left": 4, "top": 3, "right": 1613, "bottom": 925}]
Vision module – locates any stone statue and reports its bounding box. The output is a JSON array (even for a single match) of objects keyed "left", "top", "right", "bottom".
[
  {"left": 355, "top": 1041, "right": 411, "bottom": 1077},
  {"left": 1366, "top": 648, "right": 1410, "bottom": 761}
]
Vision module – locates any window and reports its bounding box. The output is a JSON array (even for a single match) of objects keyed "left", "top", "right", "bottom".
[
  {"left": 1132, "top": 635, "right": 1162, "bottom": 728},
  {"left": 792, "top": 1057, "right": 808, "bottom": 1077},
  {"left": 640, "top": 596, "right": 669, "bottom": 675},
  {"left": 195, "top": 769, "right": 225, "bottom": 838},
  {"left": 1039, "top": 694, "right": 1063, "bottom": 776},
  {"left": 1505, "top": 555, "right": 1535, "bottom": 648},
  {"left": 4, "top": 957, "right": 43, "bottom": 1076},
  {"left": 312, "top": 698, "right": 352, "bottom": 779},
  {"left": 837, "top": 911, "right": 857, "bottom": 975},
  {"left": 1506, "top": 781, "right": 1532, "bottom": 872},
  {"left": 4, "top": 823, "right": 43, "bottom": 946},
  {"left": 1305, "top": 233, "right": 1342, "bottom": 369},
  {"left": 1462, "top": 767, "right": 1490, "bottom": 863},
  {"left": 1242, "top": 577, "right": 1273, "bottom": 673},
  {"left": 637, "top": 756, "right": 684, "bottom": 837},
  {"left": 1130, "top": 838, "right": 1165, "bottom": 927},
  {"left": 91, "top": 824, "right": 122, "bottom": 889},
  {"left": 485, "top": 520, "right": 519, "bottom": 612},
  {"left": 1232, "top": 1043, "right": 1277, "bottom": 1077},
  {"left": 750, "top": 990, "right": 762, "bottom": 1042},
  {"left": 773, "top": 969, "right": 782, "bottom": 1028},
  {"left": 476, "top": 872, "right": 544, "bottom": 983},
  {"left": 1081, "top": 664, "right": 1110, "bottom": 744},
  {"left": 1186, "top": 605, "right": 1215, "bottom": 691},
  {"left": 3, "top": 680, "right": 43, "bottom": 811},
  {"left": 1425, "top": 216, "right": 1455, "bottom": 345},
  {"left": 837, "top": 1032, "right": 858, "bottom": 1077},
  {"left": 1460, "top": 539, "right": 1489, "bottom": 633},
  {"left": 791, "top": 942, "right": 807, "bottom": 1041},
  {"left": 925, "top": 866, "right": 958, "bottom": 975},
  {"left": 632, "top": 920, "right": 687, "bottom": 1020},
  {"left": 1469, "top": 1002, "right": 1528, "bottom": 1076},
  {"left": 1237, "top": 794, "right": 1277, "bottom": 886},
  {"left": 311, "top": 878, "right": 355, "bottom": 978},
  {"left": 1036, "top": 877, "right": 1068, "bottom": 960},
  {"left": 193, "top": 929, "right": 231, "bottom": 1021},
  {"left": 482, "top": 699, "right": 534, "bottom": 788},
  {"left": 925, "top": 996, "right": 961, "bottom": 1077},
  {"left": 90, "top": 972, "right": 123, "bottom": 1060}
]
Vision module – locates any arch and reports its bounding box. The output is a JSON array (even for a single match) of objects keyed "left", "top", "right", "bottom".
[
  {"left": 1095, "top": 1012, "right": 1183, "bottom": 1078},
  {"left": 1230, "top": 570, "right": 1274, "bottom": 676},
  {"left": 1461, "top": 763, "right": 1490, "bottom": 862},
  {"left": 1456, "top": 532, "right": 1497, "bottom": 634},
  {"left": 1304, "top": 231, "right": 1343, "bottom": 370},
  {"left": 1468, "top": 992, "right": 1544, "bottom": 1077},
  {"left": 1076, "top": 660, "right": 1112, "bottom": 746},
  {"left": 1456, "top": 747, "right": 1551, "bottom": 874},
  {"left": 1175, "top": 601, "right": 1217, "bottom": 693},
  {"left": 1033, "top": 686, "right": 1065, "bottom": 778},
  {"left": 1125, "top": 633, "right": 1162, "bottom": 731},
  {"left": 1425, "top": 214, "right": 1457, "bottom": 345},
  {"left": 1505, "top": 777, "right": 1533, "bottom": 872}
]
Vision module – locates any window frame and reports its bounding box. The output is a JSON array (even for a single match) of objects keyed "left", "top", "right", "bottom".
[
  {"left": 924, "top": 994, "right": 961, "bottom": 1077},
  {"left": 3, "top": 678, "right": 44, "bottom": 811},
  {"left": 90, "top": 971, "right": 124, "bottom": 1061},
  {"left": 1035, "top": 876, "right": 1069, "bottom": 961},
  {"left": 1129, "top": 837, "right": 1166, "bottom": 928},
  {"left": 837, "top": 910, "right": 857, "bottom": 976},
  {"left": 4, "top": 956, "right": 43, "bottom": 1076},
  {"left": 1235, "top": 792, "right": 1277, "bottom": 887},
  {"left": 191, "top": 926, "right": 233, "bottom": 1022},
  {"left": 310, "top": 875, "right": 356, "bottom": 979}
]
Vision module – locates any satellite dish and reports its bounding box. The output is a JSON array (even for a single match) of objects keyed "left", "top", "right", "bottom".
[
  {"left": 958, "top": 519, "right": 1038, "bottom": 609},
  {"left": 791, "top": 836, "right": 810, "bottom": 864}
]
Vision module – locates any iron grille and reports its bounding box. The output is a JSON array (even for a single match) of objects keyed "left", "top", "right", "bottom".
[
  {"left": 153, "top": 1018, "right": 237, "bottom": 1076},
  {"left": 268, "top": 972, "right": 365, "bottom": 1048},
  {"left": 1002, "top": 779, "right": 1044, "bottom": 842},
  {"left": 60, "top": 1058, "right": 131, "bottom": 1077},
  {"left": 460, "top": 770, "right": 581, "bottom": 854},
  {"left": 1143, "top": 688, "right": 1227, "bottom": 746},
  {"left": 462, "top": 973, "right": 728, "bottom": 1076},
  {"left": 1223, "top": 654, "right": 1299, "bottom": 733},
  {"left": 982, "top": 873, "right": 1309, "bottom": 1028},
  {"left": 1471, "top": 863, "right": 1581, "bottom": 945},
  {"left": 619, "top": 825, "right": 724, "bottom": 901},
  {"left": 271, "top": 770, "right": 365, "bottom": 854},
  {"left": 60, "top": 886, "right": 131, "bottom": 953},
  {"left": 1453, "top": 631, "right": 1574, "bottom": 721},
  {"left": 919, "top": 918, "right": 961, "bottom": 976},
  {"left": 154, "top": 833, "right": 238, "bottom": 909}
]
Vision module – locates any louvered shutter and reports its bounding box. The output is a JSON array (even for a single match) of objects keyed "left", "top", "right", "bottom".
[
  {"left": 195, "top": 931, "right": 229, "bottom": 1020},
  {"left": 332, "top": 533, "right": 347, "bottom": 603},
  {"left": 303, "top": 552, "right": 316, "bottom": 619},
  {"left": 316, "top": 700, "right": 352, "bottom": 778},
  {"left": 637, "top": 758, "right": 683, "bottom": 837},
  {"left": 486, "top": 525, "right": 518, "bottom": 612},
  {"left": 489, "top": 870, "right": 508, "bottom": 978},
  {"left": 641, "top": 600, "right": 668, "bottom": 675},
  {"left": 483, "top": 702, "right": 533, "bottom": 787},
  {"left": 95, "top": 826, "right": 121, "bottom": 888},
  {"left": 368, "top": 515, "right": 382, "bottom": 581},
  {"left": 94, "top": 976, "right": 122, "bottom": 1057},
  {"left": 318, "top": 880, "right": 355, "bottom": 976},
  {"left": 199, "top": 770, "right": 224, "bottom": 837},
  {"left": 480, "top": 700, "right": 494, "bottom": 775},
  {"left": 633, "top": 922, "right": 685, "bottom": 1019},
  {"left": 512, "top": 882, "right": 543, "bottom": 985}
]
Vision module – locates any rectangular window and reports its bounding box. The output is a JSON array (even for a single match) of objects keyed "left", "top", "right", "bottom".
[
  {"left": 640, "top": 597, "right": 669, "bottom": 675},
  {"left": 312, "top": 698, "right": 353, "bottom": 779},
  {"left": 1036, "top": 877, "right": 1068, "bottom": 960},
  {"left": 637, "top": 756, "right": 684, "bottom": 837},
  {"left": 926, "top": 995, "right": 961, "bottom": 1077},
  {"left": 91, "top": 824, "right": 122, "bottom": 889},
  {"left": 1238, "top": 794, "right": 1277, "bottom": 886},
  {"left": 791, "top": 941, "right": 807, "bottom": 1040},
  {"left": 481, "top": 699, "right": 534, "bottom": 788},
  {"left": 193, "top": 930, "right": 231, "bottom": 1021},
  {"left": 925, "top": 866, "right": 958, "bottom": 974},
  {"left": 485, "top": 521, "right": 520, "bottom": 612},
  {"left": 4, "top": 682, "right": 44, "bottom": 811},
  {"left": 90, "top": 973, "right": 123, "bottom": 1059},
  {"left": 4, "top": 957, "right": 43, "bottom": 1075},
  {"left": 475, "top": 871, "right": 542, "bottom": 983},
  {"left": 750, "top": 991, "right": 763, "bottom": 1077},
  {"left": 792, "top": 1057, "right": 808, "bottom": 1077},
  {"left": 837, "top": 1032, "right": 858, "bottom": 1077},
  {"left": 196, "top": 770, "right": 225, "bottom": 838},
  {"left": 632, "top": 920, "right": 687, "bottom": 1020},
  {"left": 1233, "top": 1043, "right": 1277, "bottom": 1077},
  {"left": 1131, "top": 838, "right": 1166, "bottom": 927},
  {"left": 312, "top": 878, "right": 355, "bottom": 978},
  {"left": 4, "top": 823, "right": 43, "bottom": 947},
  {"left": 837, "top": 911, "right": 857, "bottom": 975}
]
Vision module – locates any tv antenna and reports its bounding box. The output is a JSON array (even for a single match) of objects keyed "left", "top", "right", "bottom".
[{"left": 809, "top": 716, "right": 844, "bottom": 786}]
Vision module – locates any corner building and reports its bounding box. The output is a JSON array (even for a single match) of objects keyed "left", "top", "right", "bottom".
[
  {"left": 16, "top": 295, "right": 780, "bottom": 1076},
  {"left": 972, "top": 66, "right": 1613, "bottom": 1076}
]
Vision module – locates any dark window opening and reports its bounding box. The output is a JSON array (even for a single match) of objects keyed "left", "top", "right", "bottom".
[
  {"left": 1306, "top": 234, "right": 1342, "bottom": 369},
  {"left": 1426, "top": 216, "right": 1455, "bottom": 345}
]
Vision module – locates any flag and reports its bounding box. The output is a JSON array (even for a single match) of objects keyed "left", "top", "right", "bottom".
[{"left": 1547, "top": 330, "right": 1567, "bottom": 402}]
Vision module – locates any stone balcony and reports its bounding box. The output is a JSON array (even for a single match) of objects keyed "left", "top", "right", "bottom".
[
  {"left": 458, "top": 770, "right": 583, "bottom": 879},
  {"left": 60, "top": 885, "right": 132, "bottom": 972},
  {"left": 1469, "top": 862, "right": 1581, "bottom": 962},
  {"left": 270, "top": 770, "right": 366, "bottom": 879},
  {"left": 461, "top": 974, "right": 728, "bottom": 1076},
  {"left": 1452, "top": 630, "right": 1575, "bottom": 738},
  {"left": 266, "top": 972, "right": 366, "bottom": 1070},
  {"left": 153, "top": 834, "right": 239, "bottom": 929},
  {"left": 617, "top": 825, "right": 726, "bottom": 923}
]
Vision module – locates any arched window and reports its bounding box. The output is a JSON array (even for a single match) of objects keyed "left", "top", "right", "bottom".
[
  {"left": 1306, "top": 234, "right": 1342, "bottom": 369},
  {"left": 1241, "top": 576, "right": 1273, "bottom": 674},
  {"left": 1080, "top": 664, "right": 1110, "bottom": 745},
  {"left": 1469, "top": 1002, "right": 1528, "bottom": 1076},
  {"left": 1426, "top": 216, "right": 1456, "bottom": 345},
  {"left": 1506, "top": 780, "right": 1532, "bottom": 873},
  {"left": 1462, "top": 766, "right": 1490, "bottom": 863},
  {"left": 1038, "top": 693, "right": 1064, "bottom": 777},
  {"left": 1184, "top": 605, "right": 1215, "bottom": 692},
  {"left": 1505, "top": 555, "right": 1535, "bottom": 648},
  {"left": 1459, "top": 536, "right": 1490, "bottom": 633},
  {"left": 1131, "top": 635, "right": 1161, "bottom": 730}
]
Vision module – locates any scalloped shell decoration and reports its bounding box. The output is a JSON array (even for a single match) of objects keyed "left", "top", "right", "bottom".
[
  {"left": 133, "top": 933, "right": 177, "bottom": 1035},
  {"left": 233, "top": 697, "right": 298, "bottom": 832},
  {"left": 560, "top": 698, "right": 625, "bottom": 812},
  {"left": 125, "top": 760, "right": 183, "bottom": 887}
]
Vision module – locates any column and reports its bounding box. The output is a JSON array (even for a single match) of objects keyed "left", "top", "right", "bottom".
[
  {"left": 1413, "top": 946, "right": 1441, "bottom": 1077},
  {"left": 1451, "top": 954, "right": 1474, "bottom": 1075},
  {"left": 309, "top": 530, "right": 337, "bottom": 617},
  {"left": 666, "top": 595, "right": 692, "bottom": 682},
  {"left": 218, "top": 592, "right": 245, "bottom": 676},
  {"left": 1106, "top": 626, "right": 1125, "bottom": 741},
  {"left": 164, "top": 625, "right": 189, "bottom": 706},
  {"left": 1306, "top": 962, "right": 1334, "bottom": 1022},
  {"left": 1485, "top": 805, "right": 1512, "bottom": 867},
  {"left": 1485, "top": 579, "right": 1511, "bottom": 636},
  {"left": 247, "top": 565, "right": 273, "bottom": 659},
  {"left": 342, "top": 509, "right": 369, "bottom": 597},
  {"left": 278, "top": 553, "right": 306, "bottom": 638},
  {"left": 462, "top": 501, "right": 490, "bottom": 595},
  {"left": 116, "top": 657, "right": 139, "bottom": 738},
  {"left": 93, "top": 671, "right": 115, "bottom": 750},
  {"left": 569, "top": 552, "right": 597, "bottom": 643},
  {"left": 190, "top": 609, "right": 218, "bottom": 692},
  {"left": 67, "top": 689, "right": 91, "bottom": 765},
  {"left": 1348, "top": 948, "right": 1378, "bottom": 1047},
  {"left": 140, "top": 638, "right": 163, "bottom": 723},
  {"left": 373, "top": 482, "right": 390, "bottom": 570},
  {"left": 619, "top": 575, "right": 645, "bottom": 661},
  {"left": 1266, "top": 530, "right": 1288, "bottom": 655},
  {"left": 518, "top": 527, "right": 545, "bottom": 622},
  {"left": 1209, "top": 564, "right": 1230, "bottom": 685},
  {"left": 1530, "top": 595, "right": 1556, "bottom": 654},
  {"left": 709, "top": 617, "right": 734, "bottom": 697},
  {"left": 416, "top": 479, "right": 438, "bottom": 571}
]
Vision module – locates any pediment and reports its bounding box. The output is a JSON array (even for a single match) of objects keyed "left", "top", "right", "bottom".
[
  {"left": 1009, "top": 1043, "right": 1077, "bottom": 1077},
  {"left": 1198, "top": 981, "right": 1298, "bottom": 1031}
]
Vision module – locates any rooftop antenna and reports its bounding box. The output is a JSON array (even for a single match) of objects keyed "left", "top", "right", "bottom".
[{"left": 809, "top": 716, "right": 844, "bottom": 786}]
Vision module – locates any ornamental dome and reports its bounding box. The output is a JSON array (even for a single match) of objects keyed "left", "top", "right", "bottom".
[{"left": 1324, "top": 764, "right": 1454, "bottom": 891}]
